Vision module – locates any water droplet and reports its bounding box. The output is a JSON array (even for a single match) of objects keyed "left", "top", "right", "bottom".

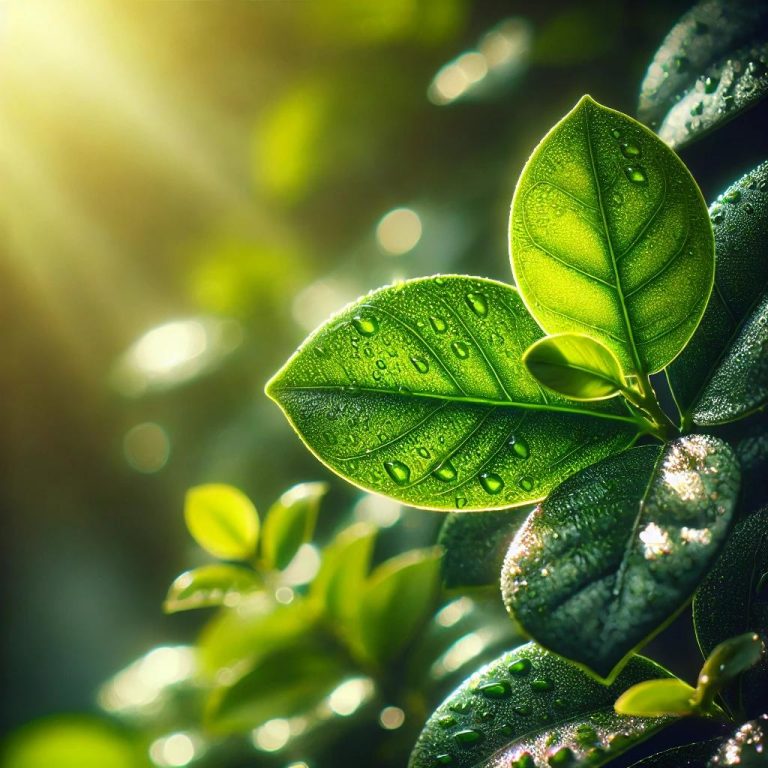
[
  {"left": 450, "top": 700, "right": 472, "bottom": 714},
  {"left": 548, "top": 747, "right": 575, "bottom": 766},
  {"left": 513, "top": 704, "right": 532, "bottom": 716},
  {"left": 624, "top": 166, "right": 647, "bottom": 184},
  {"left": 508, "top": 658, "right": 532, "bottom": 676},
  {"left": 315, "top": 347, "right": 327, "bottom": 358},
  {"left": 744, "top": 202, "right": 755, "bottom": 214},
  {"left": 437, "top": 715, "right": 457, "bottom": 729},
  {"left": 610, "top": 129, "right": 621, "bottom": 139},
  {"left": 620, "top": 142, "right": 640, "bottom": 158},
  {"left": 499, "top": 722, "right": 515, "bottom": 736},
  {"left": 376, "top": 359, "right": 387, "bottom": 369},
  {"left": 516, "top": 753, "right": 536, "bottom": 768},
  {"left": 418, "top": 447, "right": 431, "bottom": 459},
  {"left": 531, "top": 677, "right": 553, "bottom": 691},
  {"left": 723, "top": 189, "right": 741, "bottom": 204},
  {"left": 474, "top": 680, "right": 511, "bottom": 699},
  {"left": 576, "top": 725, "right": 599, "bottom": 746},
  {"left": 435, "top": 755, "right": 453, "bottom": 766},
  {"left": 352, "top": 314, "right": 379, "bottom": 336},
  {"left": 711, "top": 207, "right": 724, "bottom": 224},
  {"left": 465, "top": 292, "right": 489, "bottom": 317},
  {"left": 704, "top": 75, "right": 719, "bottom": 93},
  {"left": 430, "top": 316, "right": 448, "bottom": 333},
  {"left": 433, "top": 461, "right": 458, "bottom": 482},
  {"left": 509, "top": 436, "right": 530, "bottom": 459},
  {"left": 673, "top": 56, "right": 689, "bottom": 73},
  {"left": 479, "top": 472, "right": 505, "bottom": 494},
  {"left": 451, "top": 341, "right": 470, "bottom": 359},
  {"left": 384, "top": 460, "right": 411, "bottom": 485},
  {"left": 519, "top": 476, "right": 534, "bottom": 492},
  {"left": 690, "top": 100, "right": 704, "bottom": 116},
  {"left": 455, "top": 496, "right": 467, "bottom": 509},
  {"left": 411, "top": 356, "right": 430, "bottom": 374},
  {"left": 476, "top": 709, "right": 494, "bottom": 722},
  {"left": 454, "top": 728, "right": 483, "bottom": 747},
  {"left": 435, "top": 277, "right": 447, "bottom": 286},
  {"left": 553, "top": 698, "right": 567, "bottom": 709}
]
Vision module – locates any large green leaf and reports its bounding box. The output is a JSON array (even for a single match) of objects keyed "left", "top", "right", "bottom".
[
  {"left": 510, "top": 95, "right": 714, "bottom": 377},
  {"left": 667, "top": 161, "right": 768, "bottom": 426},
  {"left": 502, "top": 435, "right": 740, "bottom": 680},
  {"left": 693, "top": 507, "right": 768, "bottom": 719},
  {"left": 267, "top": 276, "right": 641, "bottom": 511},
  {"left": 637, "top": 0, "right": 768, "bottom": 148},
  {"left": 164, "top": 564, "right": 261, "bottom": 613},
  {"left": 408, "top": 642, "right": 671, "bottom": 768}
]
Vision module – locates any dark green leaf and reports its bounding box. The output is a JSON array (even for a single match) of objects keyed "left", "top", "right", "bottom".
[
  {"left": 267, "top": 276, "right": 641, "bottom": 511},
  {"left": 627, "top": 740, "right": 718, "bottom": 768},
  {"left": 523, "top": 333, "right": 625, "bottom": 401},
  {"left": 668, "top": 161, "right": 768, "bottom": 425},
  {"left": 510, "top": 95, "right": 714, "bottom": 377},
  {"left": 408, "top": 642, "right": 672, "bottom": 768},
  {"left": 439, "top": 508, "right": 530, "bottom": 588},
  {"left": 502, "top": 435, "right": 740, "bottom": 680},
  {"left": 261, "top": 481, "right": 327, "bottom": 570},
  {"left": 708, "top": 716, "right": 768, "bottom": 767},
  {"left": 614, "top": 678, "right": 697, "bottom": 717},
  {"left": 638, "top": 0, "right": 768, "bottom": 148},
  {"left": 693, "top": 507, "right": 768, "bottom": 719},
  {"left": 164, "top": 564, "right": 261, "bottom": 613}
]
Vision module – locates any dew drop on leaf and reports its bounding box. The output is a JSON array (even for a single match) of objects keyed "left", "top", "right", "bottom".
[
  {"left": 437, "top": 715, "right": 457, "bottom": 729},
  {"left": 474, "top": 680, "right": 512, "bottom": 699},
  {"left": 548, "top": 746, "right": 575, "bottom": 766},
  {"left": 455, "top": 495, "right": 467, "bottom": 508},
  {"left": 453, "top": 728, "right": 484, "bottom": 746},
  {"left": 433, "top": 461, "right": 458, "bottom": 482},
  {"left": 435, "top": 754, "right": 453, "bottom": 765},
  {"left": 723, "top": 189, "right": 742, "bottom": 204},
  {"left": 508, "top": 657, "right": 532, "bottom": 675},
  {"left": 620, "top": 142, "right": 641, "bottom": 158},
  {"left": 451, "top": 341, "right": 470, "bottom": 359},
  {"left": 384, "top": 460, "right": 411, "bottom": 485},
  {"left": 531, "top": 677, "right": 554, "bottom": 691},
  {"left": 465, "top": 292, "right": 489, "bottom": 317},
  {"left": 704, "top": 75, "right": 719, "bottom": 93},
  {"left": 417, "top": 446, "right": 431, "bottom": 458},
  {"left": 519, "top": 476, "right": 535, "bottom": 492},
  {"left": 517, "top": 753, "right": 536, "bottom": 768},
  {"left": 624, "top": 166, "right": 648, "bottom": 184},
  {"left": 509, "top": 436, "right": 530, "bottom": 459},
  {"left": 513, "top": 704, "right": 532, "bottom": 716},
  {"left": 352, "top": 314, "right": 379, "bottom": 336},
  {"left": 430, "top": 316, "right": 448, "bottom": 333},
  {"left": 479, "top": 472, "right": 505, "bottom": 494},
  {"left": 610, "top": 128, "right": 621, "bottom": 139},
  {"left": 411, "top": 356, "right": 430, "bottom": 374}
]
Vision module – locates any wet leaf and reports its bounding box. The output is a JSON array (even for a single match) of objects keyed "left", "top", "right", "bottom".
[
  {"left": 164, "top": 564, "right": 261, "bottom": 613},
  {"left": 267, "top": 276, "right": 641, "bottom": 511},
  {"left": 627, "top": 740, "right": 718, "bottom": 768},
  {"left": 668, "top": 161, "right": 768, "bottom": 425},
  {"left": 408, "top": 642, "right": 671, "bottom": 768},
  {"left": 510, "top": 95, "right": 714, "bottom": 377},
  {"left": 261, "top": 481, "right": 327, "bottom": 570},
  {"left": 708, "top": 715, "right": 768, "bottom": 767},
  {"left": 439, "top": 508, "right": 530, "bottom": 589},
  {"left": 614, "top": 678, "right": 697, "bottom": 717},
  {"left": 184, "top": 484, "right": 259, "bottom": 561},
  {"left": 693, "top": 507, "right": 768, "bottom": 719},
  {"left": 502, "top": 435, "right": 740, "bottom": 680},
  {"left": 637, "top": 0, "right": 768, "bottom": 148}
]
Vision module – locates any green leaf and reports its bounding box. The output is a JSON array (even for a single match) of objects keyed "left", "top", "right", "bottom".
[
  {"left": 708, "top": 716, "right": 768, "bottom": 768},
  {"left": 267, "top": 275, "right": 641, "bottom": 511},
  {"left": 358, "top": 547, "right": 442, "bottom": 665},
  {"left": 261, "top": 481, "right": 327, "bottom": 570},
  {"left": 614, "top": 679, "right": 697, "bottom": 717},
  {"left": 502, "top": 435, "right": 740, "bottom": 680},
  {"left": 523, "top": 333, "right": 625, "bottom": 401},
  {"left": 408, "top": 642, "right": 672, "bottom": 768},
  {"left": 510, "top": 95, "right": 714, "bottom": 377},
  {"left": 164, "top": 564, "right": 261, "bottom": 613},
  {"left": 627, "top": 740, "right": 719, "bottom": 768},
  {"left": 184, "top": 484, "right": 259, "bottom": 561},
  {"left": 693, "top": 506, "right": 768, "bottom": 719},
  {"left": 668, "top": 161, "right": 768, "bottom": 426},
  {"left": 439, "top": 508, "right": 530, "bottom": 589},
  {"left": 637, "top": 0, "right": 768, "bottom": 148}
]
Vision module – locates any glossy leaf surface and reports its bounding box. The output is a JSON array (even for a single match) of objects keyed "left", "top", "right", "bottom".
[
  {"left": 409, "top": 642, "right": 671, "bottom": 768},
  {"left": 668, "top": 161, "right": 768, "bottom": 425},
  {"left": 261, "top": 481, "right": 327, "bottom": 570},
  {"left": 267, "top": 276, "right": 640, "bottom": 511},
  {"left": 439, "top": 507, "right": 530, "bottom": 588},
  {"left": 523, "top": 333, "right": 624, "bottom": 401},
  {"left": 502, "top": 435, "right": 740, "bottom": 680},
  {"left": 164, "top": 564, "right": 261, "bottom": 613},
  {"left": 638, "top": 0, "right": 768, "bottom": 148},
  {"left": 693, "top": 507, "right": 768, "bottom": 719},
  {"left": 694, "top": 633, "right": 764, "bottom": 710},
  {"left": 184, "top": 484, "right": 259, "bottom": 561},
  {"left": 614, "top": 678, "right": 697, "bottom": 717},
  {"left": 510, "top": 95, "right": 714, "bottom": 376}
]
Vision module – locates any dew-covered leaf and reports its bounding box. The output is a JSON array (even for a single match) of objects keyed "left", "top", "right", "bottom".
[
  {"left": 614, "top": 678, "right": 697, "bottom": 717},
  {"left": 523, "top": 333, "right": 625, "bottom": 401},
  {"left": 267, "top": 276, "right": 641, "bottom": 511},
  {"left": 708, "top": 715, "right": 768, "bottom": 767},
  {"left": 502, "top": 435, "right": 740, "bottom": 680},
  {"left": 261, "top": 481, "right": 327, "bottom": 570},
  {"left": 164, "top": 564, "right": 261, "bottom": 613},
  {"left": 510, "top": 96, "right": 714, "bottom": 377},
  {"left": 637, "top": 0, "right": 768, "bottom": 148},
  {"left": 439, "top": 508, "right": 530, "bottom": 589},
  {"left": 627, "top": 740, "right": 718, "bottom": 768},
  {"left": 693, "top": 507, "right": 768, "bottom": 719},
  {"left": 408, "top": 642, "right": 672, "bottom": 768},
  {"left": 184, "top": 484, "right": 259, "bottom": 561},
  {"left": 668, "top": 161, "right": 768, "bottom": 426}
]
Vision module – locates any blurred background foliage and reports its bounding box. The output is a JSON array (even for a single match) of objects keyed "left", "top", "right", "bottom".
[{"left": 2, "top": 0, "right": 743, "bottom": 764}]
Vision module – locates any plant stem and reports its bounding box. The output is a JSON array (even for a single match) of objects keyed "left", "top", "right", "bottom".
[{"left": 622, "top": 374, "right": 678, "bottom": 441}]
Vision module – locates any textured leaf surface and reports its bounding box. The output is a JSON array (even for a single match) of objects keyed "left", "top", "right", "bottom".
[
  {"left": 693, "top": 507, "right": 768, "bottom": 719},
  {"left": 502, "top": 436, "right": 740, "bottom": 680},
  {"left": 510, "top": 96, "right": 713, "bottom": 376},
  {"left": 523, "top": 333, "right": 624, "bottom": 401},
  {"left": 164, "top": 564, "right": 261, "bottom": 613},
  {"left": 409, "top": 642, "right": 670, "bottom": 768},
  {"left": 627, "top": 740, "right": 718, "bottom": 768},
  {"left": 439, "top": 508, "right": 530, "bottom": 588},
  {"left": 668, "top": 161, "right": 768, "bottom": 425},
  {"left": 267, "top": 276, "right": 640, "bottom": 511},
  {"left": 638, "top": 0, "right": 768, "bottom": 148},
  {"left": 708, "top": 716, "right": 768, "bottom": 767},
  {"left": 614, "top": 678, "right": 697, "bottom": 717}
]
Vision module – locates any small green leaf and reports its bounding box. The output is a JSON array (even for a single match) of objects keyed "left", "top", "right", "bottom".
[
  {"left": 510, "top": 95, "right": 714, "bottom": 377},
  {"left": 708, "top": 716, "right": 768, "bottom": 767},
  {"left": 502, "top": 435, "right": 740, "bottom": 680},
  {"left": 627, "top": 740, "right": 719, "bottom": 768},
  {"left": 164, "top": 564, "right": 261, "bottom": 613},
  {"left": 261, "top": 481, "right": 327, "bottom": 570},
  {"left": 439, "top": 508, "right": 529, "bottom": 589},
  {"left": 184, "top": 484, "right": 259, "bottom": 560},
  {"left": 637, "top": 0, "right": 768, "bottom": 148},
  {"left": 409, "top": 642, "right": 672, "bottom": 768},
  {"left": 358, "top": 547, "right": 443, "bottom": 665},
  {"left": 614, "top": 679, "right": 697, "bottom": 717},
  {"left": 693, "top": 507, "right": 768, "bottom": 719},
  {"left": 267, "top": 275, "right": 641, "bottom": 511},
  {"left": 523, "top": 333, "right": 625, "bottom": 401}
]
